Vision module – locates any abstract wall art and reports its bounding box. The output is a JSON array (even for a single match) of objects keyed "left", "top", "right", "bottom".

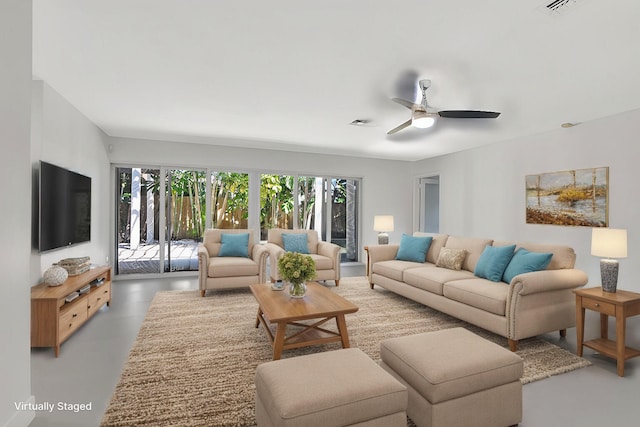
[{"left": 526, "top": 167, "right": 608, "bottom": 227}]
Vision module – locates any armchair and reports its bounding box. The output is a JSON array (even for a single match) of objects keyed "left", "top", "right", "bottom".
[
  {"left": 265, "top": 228, "right": 341, "bottom": 286},
  {"left": 198, "top": 229, "right": 268, "bottom": 297}
]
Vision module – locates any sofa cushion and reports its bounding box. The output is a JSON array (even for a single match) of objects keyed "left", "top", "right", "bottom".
[
  {"left": 396, "top": 234, "right": 432, "bottom": 263},
  {"left": 373, "top": 260, "right": 422, "bottom": 282},
  {"left": 403, "top": 266, "right": 475, "bottom": 295},
  {"left": 208, "top": 257, "right": 259, "bottom": 278},
  {"left": 413, "top": 232, "right": 449, "bottom": 264},
  {"left": 435, "top": 248, "right": 467, "bottom": 270},
  {"left": 443, "top": 278, "right": 509, "bottom": 316},
  {"left": 474, "top": 245, "right": 516, "bottom": 282},
  {"left": 502, "top": 249, "right": 553, "bottom": 283},
  {"left": 218, "top": 233, "right": 250, "bottom": 257},
  {"left": 445, "top": 236, "right": 494, "bottom": 272},
  {"left": 282, "top": 233, "right": 310, "bottom": 254}
]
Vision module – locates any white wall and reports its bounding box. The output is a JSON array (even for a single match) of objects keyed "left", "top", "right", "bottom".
[
  {"left": 108, "top": 137, "right": 414, "bottom": 259},
  {"left": 411, "top": 108, "right": 640, "bottom": 340},
  {"left": 0, "top": 1, "right": 34, "bottom": 426},
  {"left": 30, "top": 81, "right": 111, "bottom": 283}
]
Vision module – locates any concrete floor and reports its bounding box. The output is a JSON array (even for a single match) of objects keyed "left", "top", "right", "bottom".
[{"left": 30, "top": 264, "right": 639, "bottom": 427}]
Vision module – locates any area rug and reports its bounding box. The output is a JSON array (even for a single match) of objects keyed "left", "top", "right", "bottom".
[{"left": 102, "top": 277, "right": 590, "bottom": 426}]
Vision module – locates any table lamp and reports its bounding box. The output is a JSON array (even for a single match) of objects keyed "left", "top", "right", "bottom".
[
  {"left": 591, "top": 228, "right": 627, "bottom": 293},
  {"left": 374, "top": 215, "right": 394, "bottom": 245}
]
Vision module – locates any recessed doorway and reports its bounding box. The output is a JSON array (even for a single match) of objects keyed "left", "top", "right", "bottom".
[{"left": 418, "top": 175, "right": 440, "bottom": 233}]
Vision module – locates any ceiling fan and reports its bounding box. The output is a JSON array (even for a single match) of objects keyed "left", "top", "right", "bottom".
[{"left": 387, "top": 79, "right": 501, "bottom": 135}]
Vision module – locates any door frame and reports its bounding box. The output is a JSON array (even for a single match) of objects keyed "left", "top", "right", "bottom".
[{"left": 414, "top": 173, "right": 441, "bottom": 233}]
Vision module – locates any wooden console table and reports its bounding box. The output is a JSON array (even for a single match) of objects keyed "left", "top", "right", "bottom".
[
  {"left": 574, "top": 287, "right": 640, "bottom": 376},
  {"left": 31, "top": 265, "right": 112, "bottom": 357}
]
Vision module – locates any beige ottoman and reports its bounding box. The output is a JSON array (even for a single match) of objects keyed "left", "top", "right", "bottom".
[
  {"left": 380, "top": 328, "right": 523, "bottom": 427},
  {"left": 255, "top": 348, "right": 408, "bottom": 427}
]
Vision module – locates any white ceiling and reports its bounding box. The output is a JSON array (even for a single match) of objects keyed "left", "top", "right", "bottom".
[{"left": 32, "top": 1, "right": 640, "bottom": 161}]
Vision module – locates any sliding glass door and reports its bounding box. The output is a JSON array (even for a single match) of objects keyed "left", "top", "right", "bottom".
[
  {"left": 260, "top": 174, "right": 294, "bottom": 240},
  {"left": 116, "top": 167, "right": 361, "bottom": 275},
  {"left": 164, "top": 169, "right": 206, "bottom": 273},
  {"left": 330, "top": 179, "right": 359, "bottom": 262},
  {"left": 116, "top": 167, "right": 161, "bottom": 274}
]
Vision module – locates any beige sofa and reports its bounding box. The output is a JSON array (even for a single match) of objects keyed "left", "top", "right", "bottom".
[
  {"left": 265, "top": 228, "right": 342, "bottom": 286},
  {"left": 197, "top": 229, "right": 269, "bottom": 296},
  {"left": 366, "top": 233, "right": 588, "bottom": 350}
]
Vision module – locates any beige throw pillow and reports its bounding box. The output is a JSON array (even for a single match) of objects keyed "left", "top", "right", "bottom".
[{"left": 436, "top": 248, "right": 467, "bottom": 270}]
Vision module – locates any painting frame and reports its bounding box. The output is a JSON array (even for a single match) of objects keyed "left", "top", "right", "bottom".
[{"left": 525, "top": 167, "right": 609, "bottom": 227}]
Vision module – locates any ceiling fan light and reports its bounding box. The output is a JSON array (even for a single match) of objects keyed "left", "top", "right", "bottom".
[{"left": 412, "top": 115, "right": 435, "bottom": 128}]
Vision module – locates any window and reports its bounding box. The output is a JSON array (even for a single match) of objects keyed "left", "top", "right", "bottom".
[
  {"left": 210, "top": 172, "right": 249, "bottom": 229},
  {"left": 260, "top": 174, "right": 294, "bottom": 240},
  {"left": 115, "top": 166, "right": 361, "bottom": 276}
]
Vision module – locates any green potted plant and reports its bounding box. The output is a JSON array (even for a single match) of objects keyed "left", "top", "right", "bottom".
[{"left": 277, "top": 252, "right": 316, "bottom": 298}]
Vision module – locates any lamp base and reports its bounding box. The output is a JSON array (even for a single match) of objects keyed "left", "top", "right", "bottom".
[
  {"left": 600, "top": 259, "right": 619, "bottom": 293},
  {"left": 377, "top": 233, "right": 389, "bottom": 245}
]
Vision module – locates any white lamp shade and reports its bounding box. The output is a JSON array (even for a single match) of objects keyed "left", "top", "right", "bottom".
[
  {"left": 591, "top": 228, "right": 627, "bottom": 258},
  {"left": 374, "top": 215, "right": 394, "bottom": 232}
]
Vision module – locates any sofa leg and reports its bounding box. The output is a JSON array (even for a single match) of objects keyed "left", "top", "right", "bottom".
[
  {"left": 559, "top": 329, "right": 567, "bottom": 337},
  {"left": 508, "top": 339, "right": 518, "bottom": 352},
  {"left": 200, "top": 290, "right": 206, "bottom": 297},
  {"left": 335, "top": 280, "right": 340, "bottom": 287}
]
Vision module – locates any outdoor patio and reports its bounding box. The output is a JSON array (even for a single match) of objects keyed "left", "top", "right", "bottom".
[{"left": 117, "top": 240, "right": 199, "bottom": 274}]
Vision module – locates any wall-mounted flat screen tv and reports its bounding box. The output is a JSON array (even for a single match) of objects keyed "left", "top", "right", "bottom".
[{"left": 38, "top": 161, "right": 92, "bottom": 252}]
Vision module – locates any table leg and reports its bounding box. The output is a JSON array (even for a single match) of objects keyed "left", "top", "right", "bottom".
[
  {"left": 255, "top": 307, "right": 262, "bottom": 328},
  {"left": 616, "top": 308, "right": 626, "bottom": 377},
  {"left": 576, "top": 296, "right": 585, "bottom": 357},
  {"left": 336, "top": 314, "right": 351, "bottom": 349},
  {"left": 273, "top": 322, "right": 287, "bottom": 360},
  {"left": 600, "top": 313, "right": 608, "bottom": 340}
]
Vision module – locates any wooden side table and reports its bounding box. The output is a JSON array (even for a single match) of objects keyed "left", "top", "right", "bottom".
[{"left": 574, "top": 287, "right": 640, "bottom": 376}]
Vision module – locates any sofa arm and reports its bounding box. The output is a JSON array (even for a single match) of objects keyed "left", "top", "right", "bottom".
[
  {"left": 251, "top": 244, "right": 269, "bottom": 283},
  {"left": 506, "top": 268, "right": 588, "bottom": 342},
  {"left": 197, "top": 244, "right": 210, "bottom": 291},
  {"left": 367, "top": 244, "right": 399, "bottom": 264},
  {"left": 265, "top": 242, "right": 285, "bottom": 281},
  {"left": 318, "top": 241, "right": 342, "bottom": 268},
  {"left": 365, "top": 245, "right": 399, "bottom": 282},
  {"left": 509, "top": 269, "right": 588, "bottom": 296}
]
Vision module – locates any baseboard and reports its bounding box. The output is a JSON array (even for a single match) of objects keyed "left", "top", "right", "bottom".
[{"left": 3, "top": 395, "right": 35, "bottom": 427}]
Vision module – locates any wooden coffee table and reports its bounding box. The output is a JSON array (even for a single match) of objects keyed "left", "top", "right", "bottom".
[{"left": 250, "top": 282, "right": 359, "bottom": 360}]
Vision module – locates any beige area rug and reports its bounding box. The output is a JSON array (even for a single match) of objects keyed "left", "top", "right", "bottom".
[{"left": 102, "top": 277, "right": 590, "bottom": 426}]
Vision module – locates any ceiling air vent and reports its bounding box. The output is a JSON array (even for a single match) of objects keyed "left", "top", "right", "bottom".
[{"left": 538, "top": 0, "right": 587, "bottom": 16}]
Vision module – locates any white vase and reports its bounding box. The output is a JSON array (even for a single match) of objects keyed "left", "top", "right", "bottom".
[{"left": 43, "top": 265, "right": 68, "bottom": 286}]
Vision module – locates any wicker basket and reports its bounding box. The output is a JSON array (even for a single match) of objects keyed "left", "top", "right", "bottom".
[{"left": 56, "top": 257, "right": 91, "bottom": 276}]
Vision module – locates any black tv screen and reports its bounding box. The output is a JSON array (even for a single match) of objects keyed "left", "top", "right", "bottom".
[{"left": 38, "top": 161, "right": 92, "bottom": 252}]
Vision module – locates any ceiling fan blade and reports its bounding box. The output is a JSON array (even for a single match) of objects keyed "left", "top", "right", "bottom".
[
  {"left": 392, "top": 98, "right": 420, "bottom": 110},
  {"left": 387, "top": 119, "right": 412, "bottom": 135},
  {"left": 438, "top": 110, "right": 501, "bottom": 119}
]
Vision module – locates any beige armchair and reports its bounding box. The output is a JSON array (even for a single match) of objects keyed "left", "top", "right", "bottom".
[
  {"left": 265, "top": 228, "right": 341, "bottom": 286},
  {"left": 198, "top": 229, "right": 268, "bottom": 297}
]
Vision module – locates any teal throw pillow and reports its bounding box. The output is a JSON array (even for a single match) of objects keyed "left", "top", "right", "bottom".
[
  {"left": 282, "top": 233, "right": 309, "bottom": 254},
  {"left": 502, "top": 249, "right": 553, "bottom": 283},
  {"left": 218, "top": 233, "right": 249, "bottom": 257},
  {"left": 395, "top": 234, "right": 433, "bottom": 263},
  {"left": 474, "top": 245, "right": 516, "bottom": 282}
]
